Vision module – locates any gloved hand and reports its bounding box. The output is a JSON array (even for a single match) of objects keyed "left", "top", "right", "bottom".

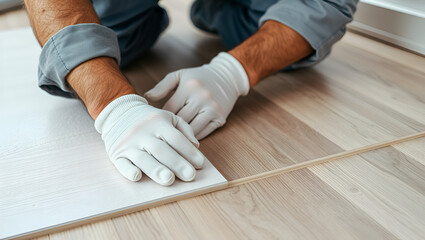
[
  {"left": 145, "top": 52, "right": 250, "bottom": 140},
  {"left": 95, "top": 94, "right": 206, "bottom": 185}
]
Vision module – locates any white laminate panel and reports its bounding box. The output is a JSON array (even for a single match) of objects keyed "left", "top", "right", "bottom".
[{"left": 0, "top": 28, "right": 227, "bottom": 239}]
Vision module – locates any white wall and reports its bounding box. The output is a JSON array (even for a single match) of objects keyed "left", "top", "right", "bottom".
[{"left": 349, "top": 0, "right": 425, "bottom": 55}]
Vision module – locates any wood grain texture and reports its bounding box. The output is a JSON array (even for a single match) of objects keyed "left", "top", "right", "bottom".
[
  {"left": 309, "top": 138, "right": 425, "bottom": 239},
  {"left": 344, "top": 31, "right": 425, "bottom": 74},
  {"left": 31, "top": 236, "right": 50, "bottom": 240},
  {"left": 110, "top": 169, "right": 397, "bottom": 240},
  {"left": 48, "top": 220, "right": 119, "bottom": 240},
  {"left": 394, "top": 138, "right": 425, "bottom": 166},
  {"left": 228, "top": 132, "right": 425, "bottom": 187},
  {"left": 53, "top": 137, "right": 424, "bottom": 240}
]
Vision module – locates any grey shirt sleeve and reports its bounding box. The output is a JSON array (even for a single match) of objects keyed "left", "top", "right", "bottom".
[
  {"left": 38, "top": 23, "right": 121, "bottom": 98},
  {"left": 259, "top": 0, "right": 358, "bottom": 69}
]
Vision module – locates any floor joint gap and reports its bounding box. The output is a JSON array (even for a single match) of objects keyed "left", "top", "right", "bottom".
[{"left": 227, "top": 131, "right": 425, "bottom": 187}]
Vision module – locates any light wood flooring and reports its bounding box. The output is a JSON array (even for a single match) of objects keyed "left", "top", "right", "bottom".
[{"left": 1, "top": 0, "right": 424, "bottom": 239}]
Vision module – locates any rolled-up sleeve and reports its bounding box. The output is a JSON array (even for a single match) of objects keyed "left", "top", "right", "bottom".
[
  {"left": 38, "top": 23, "right": 121, "bottom": 98},
  {"left": 259, "top": 0, "right": 358, "bottom": 69}
]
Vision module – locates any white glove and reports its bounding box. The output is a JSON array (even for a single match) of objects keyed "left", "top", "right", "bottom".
[
  {"left": 145, "top": 52, "right": 250, "bottom": 140},
  {"left": 95, "top": 94, "right": 206, "bottom": 185}
]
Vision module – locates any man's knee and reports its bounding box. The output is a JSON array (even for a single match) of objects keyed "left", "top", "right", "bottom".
[
  {"left": 116, "top": 6, "right": 169, "bottom": 67},
  {"left": 190, "top": 0, "right": 225, "bottom": 34},
  {"left": 190, "top": 0, "right": 266, "bottom": 49},
  {"left": 94, "top": 1, "right": 169, "bottom": 67}
]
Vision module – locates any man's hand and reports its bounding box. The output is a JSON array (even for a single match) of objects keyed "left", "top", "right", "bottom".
[
  {"left": 145, "top": 53, "right": 249, "bottom": 140},
  {"left": 146, "top": 21, "right": 313, "bottom": 139},
  {"left": 95, "top": 94, "right": 205, "bottom": 185},
  {"left": 25, "top": 0, "right": 207, "bottom": 185},
  {"left": 68, "top": 58, "right": 207, "bottom": 185}
]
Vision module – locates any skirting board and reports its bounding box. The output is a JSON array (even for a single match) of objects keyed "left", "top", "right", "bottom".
[
  {"left": 0, "top": 28, "right": 227, "bottom": 240},
  {"left": 349, "top": 0, "right": 425, "bottom": 55}
]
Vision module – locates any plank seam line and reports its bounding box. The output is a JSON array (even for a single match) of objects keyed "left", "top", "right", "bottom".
[{"left": 227, "top": 131, "right": 425, "bottom": 187}]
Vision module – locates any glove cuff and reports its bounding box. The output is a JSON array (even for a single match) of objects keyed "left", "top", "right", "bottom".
[
  {"left": 211, "top": 52, "right": 250, "bottom": 96},
  {"left": 95, "top": 94, "right": 148, "bottom": 134}
]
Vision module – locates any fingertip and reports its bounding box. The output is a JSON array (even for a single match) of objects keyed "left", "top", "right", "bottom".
[
  {"left": 192, "top": 138, "right": 200, "bottom": 148},
  {"left": 185, "top": 129, "right": 199, "bottom": 147},
  {"left": 125, "top": 167, "right": 142, "bottom": 182},
  {"left": 144, "top": 90, "right": 160, "bottom": 101},
  {"left": 189, "top": 114, "right": 212, "bottom": 138},
  {"left": 193, "top": 154, "right": 206, "bottom": 169},
  {"left": 189, "top": 148, "right": 206, "bottom": 170},
  {"left": 181, "top": 166, "right": 196, "bottom": 181},
  {"left": 144, "top": 91, "right": 152, "bottom": 99},
  {"left": 146, "top": 71, "right": 180, "bottom": 102},
  {"left": 132, "top": 170, "right": 143, "bottom": 181},
  {"left": 158, "top": 168, "right": 175, "bottom": 186},
  {"left": 195, "top": 133, "right": 207, "bottom": 141},
  {"left": 195, "top": 121, "right": 221, "bottom": 140},
  {"left": 114, "top": 158, "right": 142, "bottom": 182},
  {"left": 174, "top": 115, "right": 199, "bottom": 146}
]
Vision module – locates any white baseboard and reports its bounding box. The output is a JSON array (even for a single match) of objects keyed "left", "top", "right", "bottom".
[{"left": 348, "top": 0, "right": 425, "bottom": 55}]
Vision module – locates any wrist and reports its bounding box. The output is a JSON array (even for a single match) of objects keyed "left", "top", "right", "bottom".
[
  {"left": 88, "top": 86, "right": 136, "bottom": 120},
  {"left": 228, "top": 50, "right": 260, "bottom": 87},
  {"left": 94, "top": 94, "right": 148, "bottom": 135},
  {"left": 211, "top": 52, "right": 250, "bottom": 96},
  {"left": 66, "top": 57, "right": 136, "bottom": 119}
]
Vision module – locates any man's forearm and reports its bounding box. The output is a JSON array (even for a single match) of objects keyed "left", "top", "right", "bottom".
[
  {"left": 25, "top": 0, "right": 100, "bottom": 46},
  {"left": 67, "top": 57, "right": 135, "bottom": 119},
  {"left": 25, "top": 0, "right": 135, "bottom": 119},
  {"left": 229, "top": 20, "right": 313, "bottom": 87}
]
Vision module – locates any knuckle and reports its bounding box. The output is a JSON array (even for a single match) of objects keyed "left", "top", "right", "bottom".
[
  {"left": 203, "top": 106, "right": 223, "bottom": 120},
  {"left": 215, "top": 119, "right": 225, "bottom": 127},
  {"left": 148, "top": 110, "right": 173, "bottom": 124},
  {"left": 160, "top": 132, "right": 179, "bottom": 144},
  {"left": 201, "top": 89, "right": 213, "bottom": 99},
  {"left": 212, "top": 118, "right": 225, "bottom": 126},
  {"left": 186, "top": 78, "right": 202, "bottom": 88},
  {"left": 210, "top": 101, "right": 221, "bottom": 111},
  {"left": 148, "top": 143, "right": 162, "bottom": 154},
  {"left": 148, "top": 111, "right": 165, "bottom": 121}
]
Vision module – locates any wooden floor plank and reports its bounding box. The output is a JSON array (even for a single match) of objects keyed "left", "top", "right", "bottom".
[
  {"left": 109, "top": 209, "right": 176, "bottom": 240},
  {"left": 254, "top": 69, "right": 425, "bottom": 149},
  {"left": 393, "top": 137, "right": 425, "bottom": 166},
  {"left": 31, "top": 236, "right": 50, "bottom": 240},
  {"left": 322, "top": 49, "right": 425, "bottom": 124},
  {"left": 343, "top": 31, "right": 425, "bottom": 74},
  {"left": 227, "top": 132, "right": 425, "bottom": 187},
  {"left": 47, "top": 220, "right": 120, "bottom": 240},
  {"left": 57, "top": 137, "right": 425, "bottom": 240},
  {"left": 309, "top": 138, "right": 425, "bottom": 240},
  {"left": 110, "top": 168, "right": 396, "bottom": 240}
]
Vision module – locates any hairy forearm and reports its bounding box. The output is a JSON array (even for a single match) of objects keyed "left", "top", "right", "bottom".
[
  {"left": 25, "top": 0, "right": 135, "bottom": 119},
  {"left": 67, "top": 57, "right": 135, "bottom": 119},
  {"left": 229, "top": 20, "right": 313, "bottom": 86},
  {"left": 25, "top": 0, "right": 100, "bottom": 46}
]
